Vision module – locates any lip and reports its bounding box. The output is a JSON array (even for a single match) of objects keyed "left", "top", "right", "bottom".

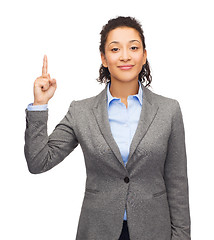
[{"left": 118, "top": 65, "right": 134, "bottom": 70}]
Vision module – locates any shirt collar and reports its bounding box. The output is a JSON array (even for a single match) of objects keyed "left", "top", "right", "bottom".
[{"left": 107, "top": 80, "right": 143, "bottom": 107}]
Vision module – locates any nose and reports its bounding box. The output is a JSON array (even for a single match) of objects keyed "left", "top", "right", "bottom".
[{"left": 119, "top": 49, "right": 131, "bottom": 61}]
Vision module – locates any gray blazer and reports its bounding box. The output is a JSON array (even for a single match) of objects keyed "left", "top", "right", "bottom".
[{"left": 24, "top": 82, "right": 191, "bottom": 240}]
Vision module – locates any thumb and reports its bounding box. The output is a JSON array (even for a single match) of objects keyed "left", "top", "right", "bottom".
[{"left": 50, "top": 78, "right": 57, "bottom": 85}]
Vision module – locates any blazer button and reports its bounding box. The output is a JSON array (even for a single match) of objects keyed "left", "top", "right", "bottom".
[{"left": 124, "top": 177, "right": 129, "bottom": 183}]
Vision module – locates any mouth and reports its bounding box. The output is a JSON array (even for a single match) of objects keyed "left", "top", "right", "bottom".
[{"left": 118, "top": 65, "right": 134, "bottom": 70}]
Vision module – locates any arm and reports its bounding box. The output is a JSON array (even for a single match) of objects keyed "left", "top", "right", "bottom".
[
  {"left": 164, "top": 100, "right": 191, "bottom": 240},
  {"left": 24, "top": 100, "right": 79, "bottom": 174}
]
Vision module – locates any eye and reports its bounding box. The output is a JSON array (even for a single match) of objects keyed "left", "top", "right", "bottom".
[
  {"left": 111, "top": 47, "right": 119, "bottom": 52},
  {"left": 131, "top": 46, "right": 138, "bottom": 50}
]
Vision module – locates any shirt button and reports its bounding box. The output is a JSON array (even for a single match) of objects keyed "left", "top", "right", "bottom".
[{"left": 124, "top": 177, "right": 130, "bottom": 183}]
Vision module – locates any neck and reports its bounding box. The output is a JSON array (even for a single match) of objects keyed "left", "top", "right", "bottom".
[{"left": 109, "top": 80, "right": 139, "bottom": 100}]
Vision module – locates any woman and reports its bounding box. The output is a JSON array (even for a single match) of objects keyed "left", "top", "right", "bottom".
[{"left": 24, "top": 16, "right": 191, "bottom": 240}]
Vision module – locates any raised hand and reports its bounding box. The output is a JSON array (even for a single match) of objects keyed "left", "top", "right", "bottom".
[{"left": 33, "top": 55, "right": 57, "bottom": 105}]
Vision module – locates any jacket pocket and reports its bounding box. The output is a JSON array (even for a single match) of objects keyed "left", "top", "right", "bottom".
[
  {"left": 85, "top": 188, "right": 100, "bottom": 194},
  {"left": 153, "top": 189, "right": 167, "bottom": 198}
]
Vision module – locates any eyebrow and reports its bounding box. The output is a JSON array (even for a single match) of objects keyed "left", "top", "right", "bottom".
[{"left": 108, "top": 40, "right": 141, "bottom": 46}]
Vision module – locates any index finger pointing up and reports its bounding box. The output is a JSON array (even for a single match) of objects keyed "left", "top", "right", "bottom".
[{"left": 42, "top": 54, "right": 48, "bottom": 76}]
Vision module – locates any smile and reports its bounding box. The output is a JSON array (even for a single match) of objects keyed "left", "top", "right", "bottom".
[{"left": 118, "top": 65, "right": 134, "bottom": 70}]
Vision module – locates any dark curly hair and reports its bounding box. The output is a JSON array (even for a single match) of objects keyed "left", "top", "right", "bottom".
[{"left": 96, "top": 16, "right": 152, "bottom": 88}]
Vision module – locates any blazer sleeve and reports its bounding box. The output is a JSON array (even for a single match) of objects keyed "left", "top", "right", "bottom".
[
  {"left": 24, "top": 100, "right": 79, "bottom": 174},
  {"left": 164, "top": 100, "right": 191, "bottom": 240}
]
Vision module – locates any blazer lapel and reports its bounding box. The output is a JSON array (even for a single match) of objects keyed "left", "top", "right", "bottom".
[
  {"left": 92, "top": 82, "right": 159, "bottom": 168},
  {"left": 127, "top": 83, "right": 159, "bottom": 167},
  {"left": 92, "top": 86, "right": 124, "bottom": 167}
]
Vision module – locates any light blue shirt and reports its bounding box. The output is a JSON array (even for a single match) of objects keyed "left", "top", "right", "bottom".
[
  {"left": 27, "top": 80, "right": 143, "bottom": 221},
  {"left": 107, "top": 80, "right": 143, "bottom": 220},
  {"left": 27, "top": 103, "right": 48, "bottom": 111}
]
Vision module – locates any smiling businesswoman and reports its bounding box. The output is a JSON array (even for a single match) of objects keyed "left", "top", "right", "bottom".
[{"left": 24, "top": 16, "right": 191, "bottom": 240}]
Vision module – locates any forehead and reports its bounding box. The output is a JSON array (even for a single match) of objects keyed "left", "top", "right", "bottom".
[{"left": 106, "top": 27, "right": 141, "bottom": 43}]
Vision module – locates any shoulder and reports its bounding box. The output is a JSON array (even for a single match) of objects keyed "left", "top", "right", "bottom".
[
  {"left": 143, "top": 86, "right": 182, "bottom": 118},
  {"left": 73, "top": 95, "right": 97, "bottom": 107},
  {"left": 68, "top": 87, "right": 106, "bottom": 113},
  {"left": 144, "top": 86, "right": 177, "bottom": 105}
]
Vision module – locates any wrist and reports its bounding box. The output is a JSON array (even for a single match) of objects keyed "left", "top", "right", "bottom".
[{"left": 33, "top": 102, "right": 48, "bottom": 106}]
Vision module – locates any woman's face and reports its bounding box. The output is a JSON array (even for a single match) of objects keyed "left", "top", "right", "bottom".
[{"left": 101, "top": 27, "right": 147, "bottom": 84}]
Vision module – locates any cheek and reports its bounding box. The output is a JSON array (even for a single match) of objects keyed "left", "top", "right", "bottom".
[
  {"left": 135, "top": 54, "right": 144, "bottom": 67},
  {"left": 105, "top": 54, "right": 118, "bottom": 67}
]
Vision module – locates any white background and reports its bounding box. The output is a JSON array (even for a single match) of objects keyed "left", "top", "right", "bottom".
[{"left": 0, "top": 0, "right": 213, "bottom": 239}]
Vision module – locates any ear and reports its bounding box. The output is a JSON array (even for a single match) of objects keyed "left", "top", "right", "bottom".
[
  {"left": 101, "top": 52, "right": 108, "bottom": 68},
  {"left": 143, "top": 49, "right": 147, "bottom": 65}
]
